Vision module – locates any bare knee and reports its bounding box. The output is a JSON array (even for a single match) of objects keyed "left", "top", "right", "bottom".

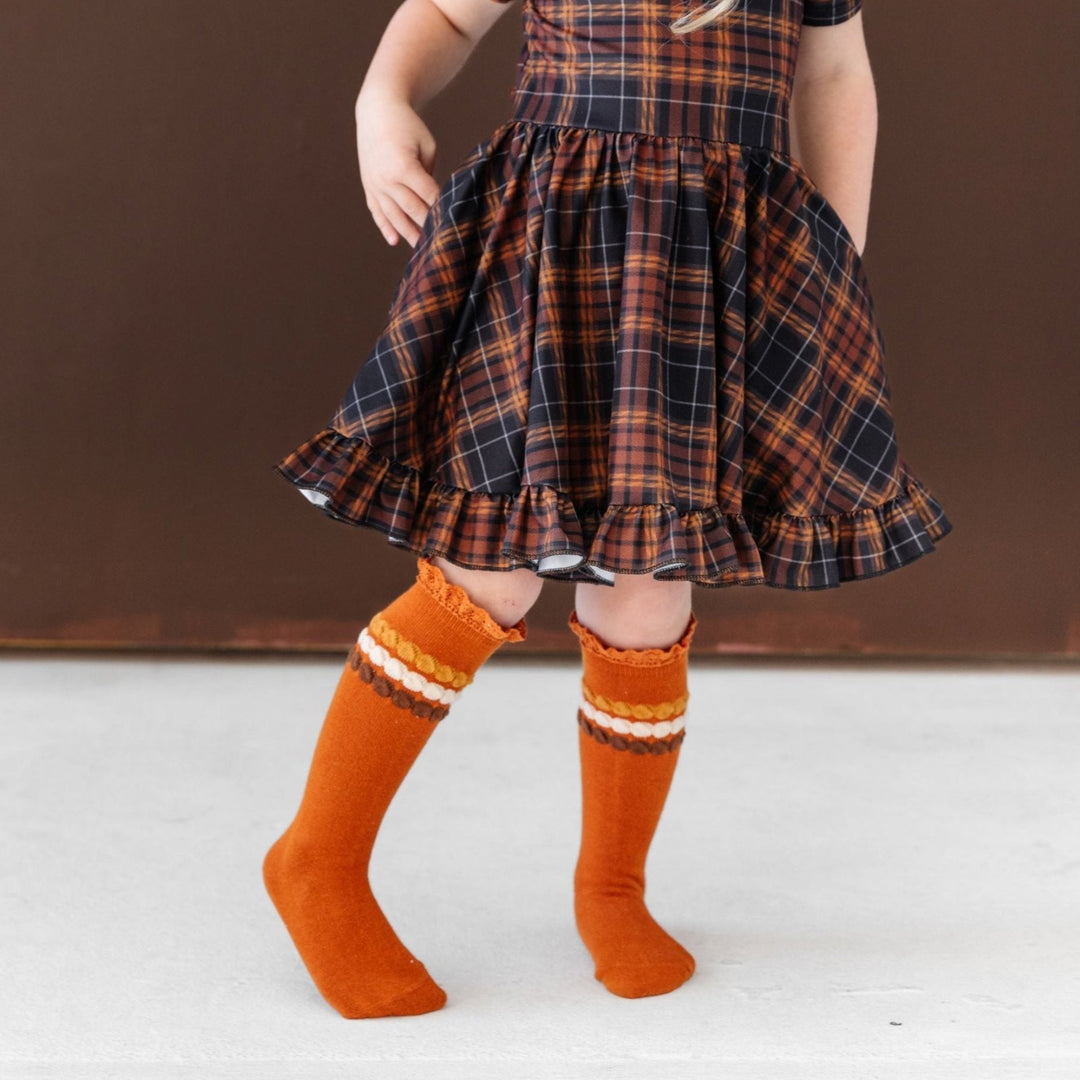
[
  {"left": 430, "top": 555, "right": 544, "bottom": 629},
  {"left": 574, "top": 574, "right": 692, "bottom": 650}
]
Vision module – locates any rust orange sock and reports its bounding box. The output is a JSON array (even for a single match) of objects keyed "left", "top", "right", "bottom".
[
  {"left": 263, "top": 557, "right": 527, "bottom": 1018},
  {"left": 568, "top": 608, "right": 698, "bottom": 999}
]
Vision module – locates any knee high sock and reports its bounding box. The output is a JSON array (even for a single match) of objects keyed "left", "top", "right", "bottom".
[
  {"left": 568, "top": 608, "right": 698, "bottom": 999},
  {"left": 263, "top": 557, "right": 527, "bottom": 1018}
]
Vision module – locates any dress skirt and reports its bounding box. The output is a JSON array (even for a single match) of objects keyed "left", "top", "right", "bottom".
[{"left": 275, "top": 0, "right": 953, "bottom": 589}]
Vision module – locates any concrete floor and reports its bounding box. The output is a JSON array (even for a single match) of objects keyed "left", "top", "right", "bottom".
[{"left": 1, "top": 653, "right": 1078, "bottom": 1080}]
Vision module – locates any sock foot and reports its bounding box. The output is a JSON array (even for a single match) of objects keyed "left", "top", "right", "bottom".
[
  {"left": 575, "top": 893, "right": 695, "bottom": 998},
  {"left": 263, "top": 832, "right": 447, "bottom": 1019}
]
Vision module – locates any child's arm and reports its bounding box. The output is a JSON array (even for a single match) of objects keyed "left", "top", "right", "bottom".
[
  {"left": 790, "top": 13, "right": 877, "bottom": 256},
  {"left": 355, "top": 0, "right": 515, "bottom": 247}
]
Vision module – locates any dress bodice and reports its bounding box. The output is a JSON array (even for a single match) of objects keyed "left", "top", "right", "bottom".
[{"left": 501, "top": 0, "right": 861, "bottom": 152}]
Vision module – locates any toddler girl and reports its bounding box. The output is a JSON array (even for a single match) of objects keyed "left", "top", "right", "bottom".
[{"left": 264, "top": 0, "right": 952, "bottom": 1018}]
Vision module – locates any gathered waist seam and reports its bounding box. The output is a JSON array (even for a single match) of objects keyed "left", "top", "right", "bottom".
[
  {"left": 508, "top": 86, "right": 790, "bottom": 154},
  {"left": 501, "top": 114, "right": 791, "bottom": 158}
]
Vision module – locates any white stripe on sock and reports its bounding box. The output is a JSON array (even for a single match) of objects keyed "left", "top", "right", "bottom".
[
  {"left": 580, "top": 696, "right": 685, "bottom": 740},
  {"left": 358, "top": 626, "right": 460, "bottom": 706}
]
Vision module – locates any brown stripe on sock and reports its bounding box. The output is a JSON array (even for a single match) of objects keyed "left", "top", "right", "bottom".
[
  {"left": 577, "top": 709, "right": 685, "bottom": 755},
  {"left": 347, "top": 645, "right": 450, "bottom": 722}
]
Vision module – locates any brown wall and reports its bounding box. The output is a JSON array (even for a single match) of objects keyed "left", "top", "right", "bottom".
[{"left": 2, "top": 1, "right": 1077, "bottom": 658}]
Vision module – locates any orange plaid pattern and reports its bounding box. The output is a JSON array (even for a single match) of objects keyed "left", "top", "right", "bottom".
[{"left": 276, "top": 0, "right": 952, "bottom": 590}]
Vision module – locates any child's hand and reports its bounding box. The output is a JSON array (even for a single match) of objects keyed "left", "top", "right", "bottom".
[{"left": 355, "top": 92, "right": 442, "bottom": 248}]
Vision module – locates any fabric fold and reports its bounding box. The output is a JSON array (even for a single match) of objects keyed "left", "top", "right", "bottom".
[{"left": 276, "top": 115, "right": 952, "bottom": 589}]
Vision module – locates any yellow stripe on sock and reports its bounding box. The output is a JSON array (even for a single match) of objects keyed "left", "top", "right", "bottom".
[
  {"left": 581, "top": 680, "right": 688, "bottom": 722},
  {"left": 368, "top": 613, "right": 472, "bottom": 689},
  {"left": 579, "top": 696, "right": 686, "bottom": 740}
]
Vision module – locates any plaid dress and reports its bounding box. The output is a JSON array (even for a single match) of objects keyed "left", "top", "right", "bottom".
[{"left": 275, "top": 0, "right": 953, "bottom": 589}]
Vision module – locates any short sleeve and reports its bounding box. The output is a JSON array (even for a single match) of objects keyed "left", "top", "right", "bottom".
[{"left": 802, "top": 0, "right": 863, "bottom": 26}]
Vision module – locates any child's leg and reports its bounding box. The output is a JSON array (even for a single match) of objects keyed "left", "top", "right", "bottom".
[
  {"left": 263, "top": 555, "right": 537, "bottom": 1018},
  {"left": 569, "top": 575, "right": 697, "bottom": 998}
]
